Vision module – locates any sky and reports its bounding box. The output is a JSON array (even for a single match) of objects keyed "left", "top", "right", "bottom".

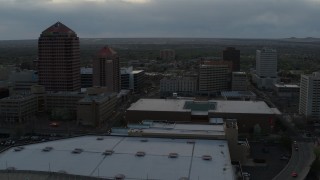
[{"left": 0, "top": 0, "right": 320, "bottom": 40}]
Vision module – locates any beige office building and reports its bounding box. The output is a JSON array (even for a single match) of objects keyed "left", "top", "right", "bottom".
[
  {"left": 232, "top": 72, "right": 247, "bottom": 91},
  {"left": 198, "top": 60, "right": 232, "bottom": 94},
  {"left": 77, "top": 92, "right": 117, "bottom": 126}
]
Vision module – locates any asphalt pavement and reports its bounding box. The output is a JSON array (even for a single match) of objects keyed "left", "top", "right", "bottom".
[{"left": 273, "top": 142, "right": 315, "bottom": 180}]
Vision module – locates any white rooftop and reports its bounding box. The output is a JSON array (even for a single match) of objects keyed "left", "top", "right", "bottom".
[
  {"left": 0, "top": 136, "right": 235, "bottom": 180},
  {"left": 213, "top": 100, "right": 280, "bottom": 114},
  {"left": 274, "top": 83, "right": 299, "bottom": 88},
  {"left": 128, "top": 99, "right": 190, "bottom": 112},
  {"left": 128, "top": 99, "right": 280, "bottom": 115}
]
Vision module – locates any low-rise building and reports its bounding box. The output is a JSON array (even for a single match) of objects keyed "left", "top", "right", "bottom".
[
  {"left": 77, "top": 92, "right": 117, "bottom": 126},
  {"left": 0, "top": 94, "right": 38, "bottom": 123},
  {"left": 160, "top": 76, "right": 197, "bottom": 97},
  {"left": 160, "top": 49, "right": 175, "bottom": 60},
  {"left": 232, "top": 72, "right": 247, "bottom": 91},
  {"left": 126, "top": 98, "right": 281, "bottom": 133},
  {"left": 273, "top": 83, "right": 299, "bottom": 98}
]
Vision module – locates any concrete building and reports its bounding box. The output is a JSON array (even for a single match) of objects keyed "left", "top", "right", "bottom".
[
  {"left": 8, "top": 70, "right": 38, "bottom": 92},
  {"left": 299, "top": 72, "right": 320, "bottom": 121},
  {"left": 0, "top": 94, "right": 38, "bottom": 123},
  {"left": 198, "top": 60, "right": 232, "bottom": 95},
  {"left": 160, "top": 49, "right": 175, "bottom": 60},
  {"left": 253, "top": 48, "right": 278, "bottom": 89},
  {"left": 38, "top": 22, "right": 81, "bottom": 92},
  {"left": 0, "top": 135, "right": 236, "bottom": 180},
  {"left": 160, "top": 76, "right": 197, "bottom": 97},
  {"left": 77, "top": 92, "right": 117, "bottom": 126},
  {"left": 93, "top": 46, "right": 120, "bottom": 93},
  {"left": 223, "top": 47, "right": 240, "bottom": 71},
  {"left": 273, "top": 83, "right": 299, "bottom": 98},
  {"left": 120, "top": 66, "right": 145, "bottom": 92},
  {"left": 80, "top": 67, "right": 93, "bottom": 88},
  {"left": 221, "top": 91, "right": 256, "bottom": 101},
  {"left": 47, "top": 91, "right": 86, "bottom": 120},
  {"left": 126, "top": 98, "right": 281, "bottom": 133},
  {"left": 232, "top": 72, "right": 247, "bottom": 91}
]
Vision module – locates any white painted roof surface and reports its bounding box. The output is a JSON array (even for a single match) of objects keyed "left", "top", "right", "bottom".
[
  {"left": 128, "top": 98, "right": 279, "bottom": 115},
  {"left": 0, "top": 136, "right": 234, "bottom": 180},
  {"left": 213, "top": 100, "right": 276, "bottom": 114},
  {"left": 128, "top": 99, "right": 190, "bottom": 112}
]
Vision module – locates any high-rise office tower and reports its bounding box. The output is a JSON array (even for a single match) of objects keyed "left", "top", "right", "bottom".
[
  {"left": 253, "top": 48, "right": 278, "bottom": 89},
  {"left": 299, "top": 72, "right": 320, "bottom": 121},
  {"left": 198, "top": 60, "right": 232, "bottom": 95},
  {"left": 38, "top": 22, "right": 81, "bottom": 91},
  {"left": 223, "top": 47, "right": 240, "bottom": 71},
  {"left": 256, "top": 48, "right": 277, "bottom": 78},
  {"left": 93, "top": 46, "right": 120, "bottom": 93}
]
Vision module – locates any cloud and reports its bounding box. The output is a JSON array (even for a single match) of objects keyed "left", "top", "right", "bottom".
[{"left": 0, "top": 0, "right": 319, "bottom": 39}]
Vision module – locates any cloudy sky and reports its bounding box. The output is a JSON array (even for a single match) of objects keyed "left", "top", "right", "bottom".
[{"left": 0, "top": 0, "right": 320, "bottom": 40}]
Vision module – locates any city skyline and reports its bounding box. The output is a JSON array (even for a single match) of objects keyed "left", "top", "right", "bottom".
[{"left": 1, "top": 0, "right": 320, "bottom": 40}]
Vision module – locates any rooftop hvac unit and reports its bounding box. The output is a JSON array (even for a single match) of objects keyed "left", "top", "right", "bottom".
[
  {"left": 13, "top": 146, "right": 24, "bottom": 152},
  {"left": 103, "top": 150, "right": 114, "bottom": 155},
  {"left": 136, "top": 151, "right": 146, "bottom": 157},
  {"left": 115, "top": 174, "right": 125, "bottom": 180},
  {"left": 96, "top": 137, "right": 104, "bottom": 140},
  {"left": 42, "top": 146, "right": 53, "bottom": 152},
  {"left": 187, "top": 140, "right": 195, "bottom": 144},
  {"left": 168, "top": 152, "right": 178, "bottom": 158},
  {"left": 58, "top": 170, "right": 67, "bottom": 174},
  {"left": 202, "top": 155, "right": 212, "bottom": 161},
  {"left": 140, "top": 139, "right": 148, "bottom": 142},
  {"left": 72, "top": 148, "right": 83, "bottom": 154}
]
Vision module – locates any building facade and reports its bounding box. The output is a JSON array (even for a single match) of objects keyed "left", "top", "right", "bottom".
[
  {"left": 160, "top": 76, "right": 197, "bottom": 96},
  {"left": 231, "top": 72, "right": 247, "bottom": 91},
  {"left": 198, "top": 60, "right": 232, "bottom": 95},
  {"left": 120, "top": 67, "right": 145, "bottom": 92},
  {"left": 299, "top": 72, "right": 320, "bottom": 121},
  {"left": 223, "top": 47, "right": 240, "bottom": 71},
  {"left": 77, "top": 93, "right": 118, "bottom": 126},
  {"left": 80, "top": 67, "right": 93, "bottom": 88},
  {"left": 0, "top": 94, "right": 38, "bottom": 123},
  {"left": 160, "top": 49, "right": 175, "bottom": 60},
  {"left": 38, "top": 22, "right": 81, "bottom": 91},
  {"left": 253, "top": 48, "right": 278, "bottom": 89},
  {"left": 93, "top": 46, "right": 120, "bottom": 93}
]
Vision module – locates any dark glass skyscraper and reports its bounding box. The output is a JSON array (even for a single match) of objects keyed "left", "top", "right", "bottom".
[{"left": 223, "top": 47, "right": 240, "bottom": 72}]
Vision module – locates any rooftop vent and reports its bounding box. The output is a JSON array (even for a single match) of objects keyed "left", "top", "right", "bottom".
[
  {"left": 42, "top": 146, "right": 53, "bottom": 152},
  {"left": 72, "top": 148, "right": 83, "bottom": 154},
  {"left": 6, "top": 167, "right": 16, "bottom": 171},
  {"left": 13, "top": 146, "right": 24, "bottom": 152},
  {"left": 140, "top": 139, "right": 148, "bottom": 142},
  {"left": 103, "top": 150, "right": 114, "bottom": 155},
  {"left": 96, "top": 137, "right": 104, "bottom": 140},
  {"left": 115, "top": 174, "right": 125, "bottom": 180},
  {"left": 136, "top": 151, "right": 146, "bottom": 157},
  {"left": 179, "top": 177, "right": 189, "bottom": 180},
  {"left": 202, "top": 155, "right": 212, "bottom": 161},
  {"left": 187, "top": 140, "right": 195, "bottom": 144},
  {"left": 168, "top": 152, "right": 178, "bottom": 158},
  {"left": 58, "top": 170, "right": 67, "bottom": 174}
]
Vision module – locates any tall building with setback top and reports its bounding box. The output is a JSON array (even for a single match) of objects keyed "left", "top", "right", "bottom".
[
  {"left": 38, "top": 22, "right": 81, "bottom": 91},
  {"left": 223, "top": 47, "right": 240, "bottom": 71},
  {"left": 93, "top": 46, "right": 120, "bottom": 93},
  {"left": 299, "top": 72, "right": 320, "bottom": 121}
]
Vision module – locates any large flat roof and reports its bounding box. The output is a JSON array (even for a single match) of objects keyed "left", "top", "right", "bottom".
[
  {"left": 0, "top": 136, "right": 234, "bottom": 180},
  {"left": 128, "top": 99, "right": 280, "bottom": 115}
]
